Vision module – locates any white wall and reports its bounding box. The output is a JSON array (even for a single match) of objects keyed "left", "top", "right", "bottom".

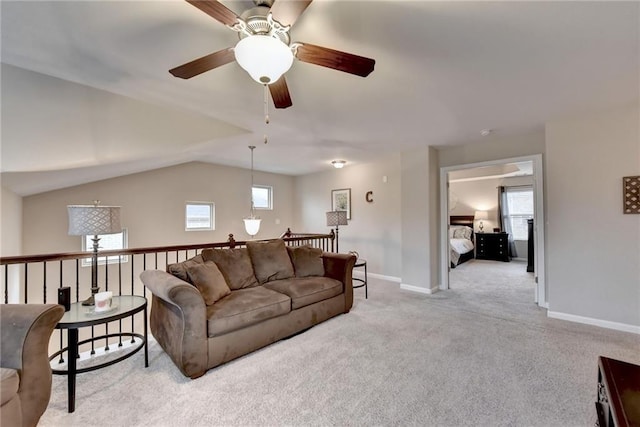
[
  {"left": 294, "top": 155, "right": 402, "bottom": 279},
  {"left": 546, "top": 103, "right": 640, "bottom": 328}
]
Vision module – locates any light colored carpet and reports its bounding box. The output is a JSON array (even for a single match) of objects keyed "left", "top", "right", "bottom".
[{"left": 41, "top": 260, "right": 639, "bottom": 426}]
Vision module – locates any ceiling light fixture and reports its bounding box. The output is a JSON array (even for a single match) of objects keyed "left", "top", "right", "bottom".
[
  {"left": 331, "top": 160, "right": 347, "bottom": 169},
  {"left": 234, "top": 35, "right": 293, "bottom": 84}
]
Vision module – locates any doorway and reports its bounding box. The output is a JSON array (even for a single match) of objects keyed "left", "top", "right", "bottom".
[{"left": 439, "top": 154, "right": 547, "bottom": 308}]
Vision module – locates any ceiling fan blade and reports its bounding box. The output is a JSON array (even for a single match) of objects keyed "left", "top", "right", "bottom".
[
  {"left": 169, "top": 48, "right": 235, "bottom": 79},
  {"left": 295, "top": 43, "right": 375, "bottom": 77},
  {"left": 269, "top": 0, "right": 313, "bottom": 27},
  {"left": 185, "top": 0, "right": 240, "bottom": 27},
  {"left": 269, "top": 77, "right": 293, "bottom": 109}
]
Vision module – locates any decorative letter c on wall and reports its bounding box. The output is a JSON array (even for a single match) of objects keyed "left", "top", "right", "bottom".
[{"left": 365, "top": 191, "right": 373, "bottom": 203}]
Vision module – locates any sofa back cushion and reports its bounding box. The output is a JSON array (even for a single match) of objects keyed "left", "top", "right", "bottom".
[
  {"left": 167, "top": 254, "right": 204, "bottom": 283},
  {"left": 286, "top": 246, "right": 325, "bottom": 278},
  {"left": 201, "top": 248, "right": 259, "bottom": 290},
  {"left": 185, "top": 261, "right": 231, "bottom": 305},
  {"left": 246, "top": 239, "right": 295, "bottom": 284}
]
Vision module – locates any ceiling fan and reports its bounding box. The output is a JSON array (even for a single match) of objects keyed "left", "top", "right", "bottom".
[{"left": 169, "top": 0, "right": 376, "bottom": 109}]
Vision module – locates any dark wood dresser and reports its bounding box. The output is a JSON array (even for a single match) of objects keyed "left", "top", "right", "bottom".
[
  {"left": 475, "top": 232, "right": 510, "bottom": 262},
  {"left": 596, "top": 356, "right": 640, "bottom": 427}
]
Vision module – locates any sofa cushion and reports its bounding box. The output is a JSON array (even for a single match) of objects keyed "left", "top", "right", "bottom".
[
  {"left": 247, "top": 239, "right": 295, "bottom": 284},
  {"left": 287, "top": 246, "right": 325, "bottom": 278},
  {"left": 205, "top": 287, "right": 291, "bottom": 337},
  {"left": 167, "top": 255, "right": 204, "bottom": 283},
  {"left": 201, "top": 248, "right": 259, "bottom": 290},
  {"left": 263, "top": 277, "right": 343, "bottom": 310},
  {"left": 0, "top": 368, "right": 19, "bottom": 406},
  {"left": 185, "top": 261, "right": 231, "bottom": 306}
]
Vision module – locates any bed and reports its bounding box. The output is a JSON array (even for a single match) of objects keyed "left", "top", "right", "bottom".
[{"left": 450, "top": 215, "right": 475, "bottom": 268}]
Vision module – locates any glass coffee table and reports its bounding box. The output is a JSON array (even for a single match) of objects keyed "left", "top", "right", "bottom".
[{"left": 50, "top": 295, "right": 148, "bottom": 413}]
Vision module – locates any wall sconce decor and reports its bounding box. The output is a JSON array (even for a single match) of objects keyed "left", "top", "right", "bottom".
[{"left": 623, "top": 176, "right": 639, "bottom": 214}]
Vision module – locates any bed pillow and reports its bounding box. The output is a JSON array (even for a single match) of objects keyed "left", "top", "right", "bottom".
[
  {"left": 451, "top": 226, "right": 473, "bottom": 240},
  {"left": 287, "top": 245, "right": 325, "bottom": 278},
  {"left": 185, "top": 261, "right": 231, "bottom": 305},
  {"left": 167, "top": 255, "right": 204, "bottom": 283},
  {"left": 201, "top": 248, "right": 259, "bottom": 290},
  {"left": 247, "top": 239, "right": 295, "bottom": 284}
]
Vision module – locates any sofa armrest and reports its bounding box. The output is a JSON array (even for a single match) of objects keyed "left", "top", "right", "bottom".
[
  {"left": 322, "top": 253, "right": 357, "bottom": 312},
  {"left": 1, "top": 303, "right": 64, "bottom": 427},
  {"left": 140, "top": 270, "right": 208, "bottom": 379}
]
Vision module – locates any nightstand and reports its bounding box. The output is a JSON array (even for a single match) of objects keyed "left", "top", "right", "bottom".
[{"left": 475, "top": 232, "right": 510, "bottom": 262}]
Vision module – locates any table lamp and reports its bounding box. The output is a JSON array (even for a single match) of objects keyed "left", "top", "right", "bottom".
[{"left": 68, "top": 201, "right": 121, "bottom": 305}]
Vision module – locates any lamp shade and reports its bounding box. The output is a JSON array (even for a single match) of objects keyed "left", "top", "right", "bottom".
[
  {"left": 234, "top": 35, "right": 294, "bottom": 84},
  {"left": 68, "top": 205, "right": 121, "bottom": 236},
  {"left": 244, "top": 218, "right": 262, "bottom": 237},
  {"left": 474, "top": 210, "right": 489, "bottom": 220},
  {"left": 326, "top": 211, "right": 348, "bottom": 227}
]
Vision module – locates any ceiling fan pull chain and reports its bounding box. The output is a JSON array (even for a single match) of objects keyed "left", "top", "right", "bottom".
[{"left": 264, "top": 84, "right": 270, "bottom": 124}]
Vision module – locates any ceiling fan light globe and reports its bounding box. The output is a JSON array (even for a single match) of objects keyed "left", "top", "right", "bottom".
[{"left": 234, "top": 35, "right": 293, "bottom": 85}]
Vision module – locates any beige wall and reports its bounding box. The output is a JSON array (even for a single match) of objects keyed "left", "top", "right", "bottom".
[
  {"left": 439, "top": 131, "right": 546, "bottom": 168},
  {"left": 450, "top": 175, "right": 534, "bottom": 258},
  {"left": 22, "top": 161, "right": 294, "bottom": 256},
  {"left": 294, "top": 154, "right": 402, "bottom": 279},
  {"left": 1, "top": 186, "right": 22, "bottom": 257},
  {"left": 399, "top": 146, "right": 440, "bottom": 291},
  {"left": 1, "top": 186, "right": 23, "bottom": 302},
  {"left": 546, "top": 103, "right": 640, "bottom": 327}
]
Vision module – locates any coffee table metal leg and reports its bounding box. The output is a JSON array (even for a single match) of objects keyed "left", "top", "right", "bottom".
[
  {"left": 364, "top": 262, "right": 368, "bottom": 299},
  {"left": 67, "top": 328, "right": 78, "bottom": 413},
  {"left": 143, "top": 304, "right": 149, "bottom": 368}
]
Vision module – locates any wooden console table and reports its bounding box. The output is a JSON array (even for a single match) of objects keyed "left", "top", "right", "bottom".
[{"left": 596, "top": 356, "right": 640, "bottom": 426}]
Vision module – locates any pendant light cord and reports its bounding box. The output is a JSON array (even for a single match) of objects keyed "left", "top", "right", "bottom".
[
  {"left": 264, "top": 84, "right": 270, "bottom": 125},
  {"left": 249, "top": 145, "right": 256, "bottom": 217}
]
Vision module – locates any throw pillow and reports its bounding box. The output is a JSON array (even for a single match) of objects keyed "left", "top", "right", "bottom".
[
  {"left": 246, "top": 239, "right": 295, "bottom": 284},
  {"left": 201, "top": 248, "right": 259, "bottom": 290},
  {"left": 185, "top": 261, "right": 231, "bottom": 305},
  {"left": 287, "top": 246, "right": 325, "bottom": 278},
  {"left": 167, "top": 255, "right": 204, "bottom": 283}
]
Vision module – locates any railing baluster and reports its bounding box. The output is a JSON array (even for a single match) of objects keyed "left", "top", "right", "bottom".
[
  {"left": 23, "top": 263, "right": 28, "bottom": 304},
  {"left": 1, "top": 231, "right": 333, "bottom": 304},
  {"left": 4, "top": 265, "right": 8, "bottom": 304}
]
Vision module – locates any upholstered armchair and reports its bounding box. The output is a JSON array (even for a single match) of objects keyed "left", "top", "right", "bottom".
[{"left": 1, "top": 304, "right": 64, "bottom": 427}]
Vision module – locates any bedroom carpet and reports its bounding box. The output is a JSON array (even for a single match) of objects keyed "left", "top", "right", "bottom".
[{"left": 40, "top": 262, "right": 639, "bottom": 426}]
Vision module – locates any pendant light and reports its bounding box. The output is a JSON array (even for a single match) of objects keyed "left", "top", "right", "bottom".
[{"left": 244, "top": 145, "right": 261, "bottom": 237}]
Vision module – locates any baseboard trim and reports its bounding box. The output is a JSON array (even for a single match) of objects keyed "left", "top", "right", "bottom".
[
  {"left": 400, "top": 283, "right": 439, "bottom": 294},
  {"left": 547, "top": 311, "right": 640, "bottom": 335},
  {"left": 353, "top": 270, "right": 401, "bottom": 283}
]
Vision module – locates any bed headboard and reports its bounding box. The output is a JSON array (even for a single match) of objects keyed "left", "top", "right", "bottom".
[{"left": 449, "top": 215, "right": 475, "bottom": 228}]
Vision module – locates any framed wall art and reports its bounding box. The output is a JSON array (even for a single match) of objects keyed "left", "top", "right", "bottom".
[
  {"left": 331, "top": 188, "right": 351, "bottom": 220},
  {"left": 623, "top": 176, "right": 639, "bottom": 214}
]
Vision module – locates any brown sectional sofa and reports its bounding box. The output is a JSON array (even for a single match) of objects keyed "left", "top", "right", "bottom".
[{"left": 141, "top": 239, "right": 356, "bottom": 379}]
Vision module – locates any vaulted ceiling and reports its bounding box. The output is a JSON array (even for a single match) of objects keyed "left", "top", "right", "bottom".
[{"left": 1, "top": 1, "right": 638, "bottom": 195}]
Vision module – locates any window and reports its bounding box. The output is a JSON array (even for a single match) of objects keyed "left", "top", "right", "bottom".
[
  {"left": 252, "top": 185, "right": 272, "bottom": 210},
  {"left": 186, "top": 202, "right": 215, "bottom": 231},
  {"left": 505, "top": 187, "right": 534, "bottom": 240},
  {"left": 82, "top": 229, "right": 128, "bottom": 266}
]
